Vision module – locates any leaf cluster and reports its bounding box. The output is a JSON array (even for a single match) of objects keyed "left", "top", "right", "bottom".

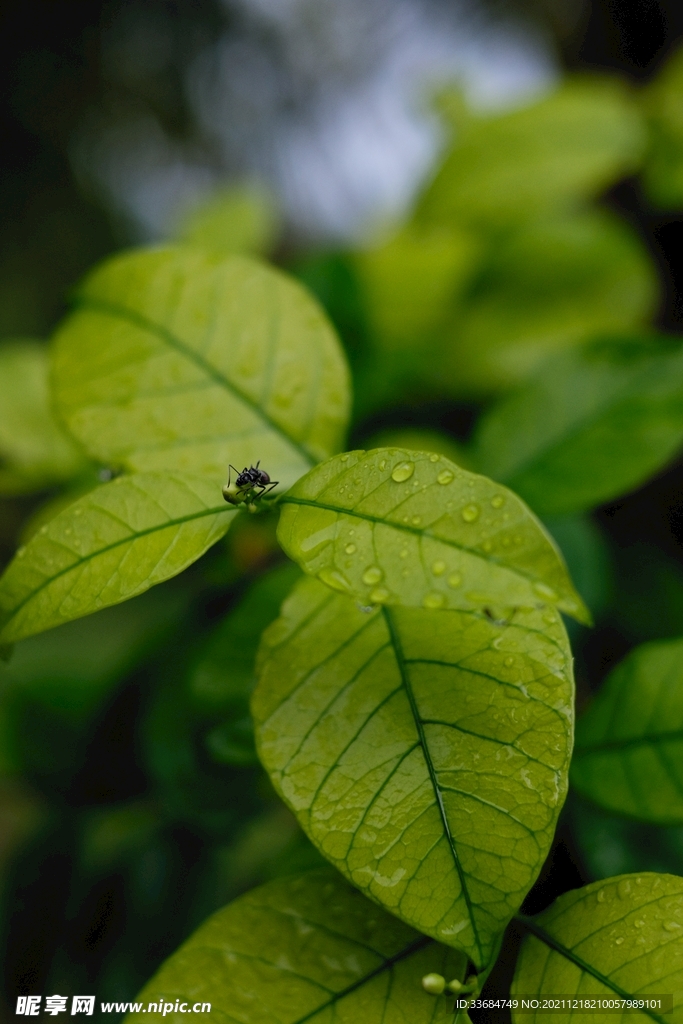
[{"left": 2, "top": 52, "right": 683, "bottom": 1022}]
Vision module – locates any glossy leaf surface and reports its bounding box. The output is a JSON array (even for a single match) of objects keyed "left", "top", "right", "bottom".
[
  {"left": 127, "top": 869, "right": 467, "bottom": 1024},
  {"left": 571, "top": 637, "right": 683, "bottom": 824},
  {"left": 512, "top": 873, "right": 683, "bottom": 1023},
  {"left": 443, "top": 213, "right": 657, "bottom": 396},
  {"left": 253, "top": 575, "right": 574, "bottom": 968},
  {"left": 420, "top": 79, "right": 645, "bottom": 228},
  {"left": 475, "top": 337, "right": 683, "bottom": 517},
  {"left": 0, "top": 473, "right": 234, "bottom": 643},
  {"left": 52, "top": 246, "right": 350, "bottom": 490},
  {"left": 0, "top": 339, "right": 87, "bottom": 495},
  {"left": 278, "top": 448, "right": 589, "bottom": 623}
]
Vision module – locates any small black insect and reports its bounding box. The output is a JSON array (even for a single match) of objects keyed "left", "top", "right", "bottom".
[{"left": 222, "top": 461, "right": 279, "bottom": 507}]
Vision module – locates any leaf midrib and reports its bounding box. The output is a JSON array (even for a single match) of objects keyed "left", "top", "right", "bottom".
[
  {"left": 74, "top": 296, "right": 317, "bottom": 467},
  {"left": 485, "top": 356, "right": 683, "bottom": 486},
  {"left": 515, "top": 915, "right": 670, "bottom": 1024},
  {"left": 575, "top": 727, "right": 683, "bottom": 755},
  {"left": 281, "top": 496, "right": 553, "bottom": 594},
  {"left": 382, "top": 606, "right": 484, "bottom": 965},
  {"left": 0, "top": 501, "right": 233, "bottom": 636},
  {"left": 292, "top": 934, "right": 432, "bottom": 1024}
]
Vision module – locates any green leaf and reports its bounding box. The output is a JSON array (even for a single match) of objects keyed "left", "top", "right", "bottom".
[
  {"left": 51, "top": 246, "right": 351, "bottom": 489},
  {"left": 475, "top": 336, "right": 683, "bottom": 517},
  {"left": 571, "top": 638, "right": 683, "bottom": 825},
  {"left": 419, "top": 78, "right": 645, "bottom": 229},
  {"left": 277, "top": 448, "right": 589, "bottom": 624},
  {"left": 127, "top": 870, "right": 468, "bottom": 1024},
  {"left": 569, "top": 793, "right": 683, "bottom": 883},
  {"left": 252, "top": 575, "right": 574, "bottom": 968},
  {"left": 512, "top": 873, "right": 683, "bottom": 1023},
  {"left": 0, "top": 339, "right": 88, "bottom": 495},
  {"left": 354, "top": 224, "right": 480, "bottom": 349},
  {"left": 641, "top": 45, "right": 683, "bottom": 209},
  {"left": 174, "top": 184, "right": 280, "bottom": 256},
  {"left": 4, "top": 579, "right": 189, "bottom": 722},
  {"left": 0, "top": 472, "right": 234, "bottom": 644},
  {"left": 442, "top": 213, "right": 658, "bottom": 396}
]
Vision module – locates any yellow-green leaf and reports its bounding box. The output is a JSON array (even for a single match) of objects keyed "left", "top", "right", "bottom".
[
  {"left": 420, "top": 78, "right": 645, "bottom": 229},
  {"left": 354, "top": 223, "right": 480, "bottom": 349},
  {"left": 571, "top": 637, "right": 683, "bottom": 825},
  {"left": 277, "top": 448, "right": 589, "bottom": 623},
  {"left": 126, "top": 870, "right": 467, "bottom": 1024},
  {"left": 0, "top": 472, "right": 234, "bottom": 643},
  {"left": 252, "top": 575, "right": 574, "bottom": 968},
  {"left": 442, "top": 212, "right": 657, "bottom": 396},
  {"left": 174, "top": 184, "right": 280, "bottom": 256},
  {"left": 0, "top": 339, "right": 87, "bottom": 495},
  {"left": 512, "top": 874, "right": 683, "bottom": 1023},
  {"left": 51, "top": 246, "right": 351, "bottom": 490},
  {"left": 641, "top": 44, "right": 683, "bottom": 209}
]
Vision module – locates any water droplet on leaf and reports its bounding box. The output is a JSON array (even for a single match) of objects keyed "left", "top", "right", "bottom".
[
  {"left": 370, "top": 587, "right": 390, "bottom": 604},
  {"left": 411, "top": 515, "right": 421, "bottom": 526},
  {"left": 431, "top": 560, "right": 446, "bottom": 576},
  {"left": 533, "top": 581, "right": 558, "bottom": 601},
  {"left": 437, "top": 469, "right": 454, "bottom": 485},
  {"left": 345, "top": 543, "right": 356, "bottom": 554},
  {"left": 429, "top": 453, "right": 439, "bottom": 462},
  {"left": 423, "top": 592, "right": 445, "bottom": 609},
  {"left": 391, "top": 462, "right": 414, "bottom": 483},
  {"left": 448, "top": 573, "right": 462, "bottom": 588},
  {"left": 363, "top": 566, "right": 383, "bottom": 586},
  {"left": 491, "top": 495, "right": 505, "bottom": 508},
  {"left": 461, "top": 504, "right": 480, "bottom": 523}
]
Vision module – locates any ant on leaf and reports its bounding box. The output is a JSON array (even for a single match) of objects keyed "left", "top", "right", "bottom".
[{"left": 222, "top": 462, "right": 279, "bottom": 512}]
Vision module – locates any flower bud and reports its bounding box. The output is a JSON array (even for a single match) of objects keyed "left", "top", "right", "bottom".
[{"left": 421, "top": 973, "right": 446, "bottom": 995}]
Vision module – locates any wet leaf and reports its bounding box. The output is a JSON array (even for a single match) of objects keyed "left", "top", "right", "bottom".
[
  {"left": 0, "top": 473, "right": 234, "bottom": 643},
  {"left": 127, "top": 869, "right": 467, "bottom": 1024},
  {"left": 0, "top": 339, "right": 87, "bottom": 495},
  {"left": 252, "top": 575, "right": 574, "bottom": 968},
  {"left": 420, "top": 78, "right": 645, "bottom": 229},
  {"left": 572, "top": 638, "right": 683, "bottom": 825},
  {"left": 277, "top": 448, "right": 589, "bottom": 623},
  {"left": 443, "top": 213, "right": 657, "bottom": 396},
  {"left": 513, "top": 873, "right": 683, "bottom": 1023},
  {"left": 51, "top": 246, "right": 350, "bottom": 490},
  {"left": 475, "top": 337, "right": 683, "bottom": 517}
]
